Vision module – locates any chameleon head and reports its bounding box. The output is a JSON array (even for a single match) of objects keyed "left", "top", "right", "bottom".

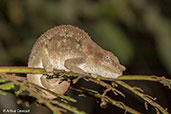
[{"left": 83, "top": 50, "right": 126, "bottom": 78}]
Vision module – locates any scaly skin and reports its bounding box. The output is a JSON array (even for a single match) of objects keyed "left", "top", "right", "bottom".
[{"left": 27, "top": 25, "right": 126, "bottom": 99}]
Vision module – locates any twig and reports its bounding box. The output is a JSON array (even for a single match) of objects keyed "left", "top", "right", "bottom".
[
  {"left": 71, "top": 87, "right": 141, "bottom": 114},
  {"left": 115, "top": 81, "right": 169, "bottom": 114},
  {"left": 0, "top": 66, "right": 170, "bottom": 114},
  {"left": 51, "top": 100, "right": 87, "bottom": 114},
  {"left": 0, "top": 73, "right": 86, "bottom": 114},
  {"left": 0, "top": 66, "right": 46, "bottom": 74},
  {"left": 101, "top": 88, "right": 111, "bottom": 107},
  {"left": 0, "top": 67, "right": 170, "bottom": 88},
  {"left": 87, "top": 78, "right": 125, "bottom": 97}
]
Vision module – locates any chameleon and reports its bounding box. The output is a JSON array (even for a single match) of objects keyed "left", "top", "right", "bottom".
[{"left": 27, "top": 25, "right": 126, "bottom": 99}]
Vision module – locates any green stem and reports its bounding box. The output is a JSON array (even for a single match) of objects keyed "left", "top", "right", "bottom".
[
  {"left": 0, "top": 66, "right": 170, "bottom": 81},
  {"left": 0, "top": 66, "right": 170, "bottom": 114},
  {"left": 72, "top": 87, "right": 141, "bottom": 114},
  {"left": 115, "top": 81, "right": 169, "bottom": 114},
  {"left": 0, "top": 66, "right": 170, "bottom": 88},
  {"left": 0, "top": 73, "right": 85, "bottom": 114},
  {"left": 97, "top": 75, "right": 171, "bottom": 82},
  {"left": 51, "top": 100, "right": 87, "bottom": 114},
  {"left": 0, "top": 66, "right": 46, "bottom": 74}
]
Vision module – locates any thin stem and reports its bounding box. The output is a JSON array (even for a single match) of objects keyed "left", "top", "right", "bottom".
[
  {"left": 0, "top": 66, "right": 170, "bottom": 114},
  {"left": 0, "top": 73, "right": 85, "bottom": 114},
  {"left": 0, "top": 66, "right": 46, "bottom": 74},
  {"left": 115, "top": 81, "right": 169, "bottom": 114},
  {"left": 72, "top": 87, "right": 141, "bottom": 114},
  {"left": 0, "top": 66, "right": 170, "bottom": 88}
]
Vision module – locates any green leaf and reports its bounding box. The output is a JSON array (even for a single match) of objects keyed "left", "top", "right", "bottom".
[
  {"left": 25, "top": 101, "right": 30, "bottom": 108},
  {"left": 0, "top": 78, "right": 9, "bottom": 83},
  {"left": 53, "top": 112, "right": 57, "bottom": 114},
  {"left": 0, "top": 90, "right": 6, "bottom": 95},
  {"left": 0, "top": 82, "right": 15, "bottom": 90}
]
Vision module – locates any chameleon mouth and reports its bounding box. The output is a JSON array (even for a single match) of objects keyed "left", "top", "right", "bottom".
[
  {"left": 99, "top": 72, "right": 121, "bottom": 78},
  {"left": 92, "top": 67, "right": 122, "bottom": 79},
  {"left": 119, "top": 64, "right": 126, "bottom": 71}
]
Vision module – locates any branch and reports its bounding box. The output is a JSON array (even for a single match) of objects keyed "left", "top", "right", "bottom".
[
  {"left": 71, "top": 87, "right": 141, "bottom": 114},
  {"left": 0, "top": 66, "right": 46, "bottom": 74},
  {"left": 0, "top": 66, "right": 170, "bottom": 88},
  {"left": 0, "top": 72, "right": 140, "bottom": 114},
  {"left": 100, "top": 75, "right": 171, "bottom": 89},
  {"left": 87, "top": 78, "right": 125, "bottom": 97},
  {"left": 0, "top": 73, "right": 86, "bottom": 114},
  {"left": 115, "top": 81, "right": 169, "bottom": 114},
  {"left": 51, "top": 100, "right": 87, "bottom": 114},
  {"left": 0, "top": 66, "right": 170, "bottom": 114}
]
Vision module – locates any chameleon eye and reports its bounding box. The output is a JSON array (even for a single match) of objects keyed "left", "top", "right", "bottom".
[
  {"left": 103, "top": 55, "right": 111, "bottom": 62},
  {"left": 105, "top": 55, "right": 110, "bottom": 59}
]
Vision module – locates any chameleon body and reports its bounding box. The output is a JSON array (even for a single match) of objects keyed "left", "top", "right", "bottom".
[{"left": 27, "top": 25, "right": 126, "bottom": 98}]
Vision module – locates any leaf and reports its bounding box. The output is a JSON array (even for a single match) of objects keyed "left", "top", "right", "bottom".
[
  {"left": 25, "top": 101, "right": 30, "bottom": 108},
  {"left": 0, "top": 82, "right": 15, "bottom": 90},
  {"left": 0, "top": 90, "right": 6, "bottom": 95},
  {"left": 0, "top": 78, "right": 9, "bottom": 83},
  {"left": 53, "top": 112, "right": 57, "bottom": 114}
]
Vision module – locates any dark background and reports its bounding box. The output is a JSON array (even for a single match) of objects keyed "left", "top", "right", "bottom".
[{"left": 0, "top": 0, "right": 170, "bottom": 114}]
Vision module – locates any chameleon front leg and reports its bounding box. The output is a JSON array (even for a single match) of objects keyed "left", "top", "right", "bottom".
[
  {"left": 40, "top": 47, "right": 61, "bottom": 89},
  {"left": 64, "top": 57, "right": 88, "bottom": 75},
  {"left": 40, "top": 47, "right": 71, "bottom": 95},
  {"left": 41, "top": 46, "right": 54, "bottom": 76}
]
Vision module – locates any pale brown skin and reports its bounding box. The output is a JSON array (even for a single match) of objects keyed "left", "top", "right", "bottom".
[{"left": 27, "top": 25, "right": 126, "bottom": 99}]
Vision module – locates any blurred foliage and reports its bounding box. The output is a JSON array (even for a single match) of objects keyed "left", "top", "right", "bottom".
[
  {"left": 0, "top": 0, "right": 170, "bottom": 75},
  {"left": 0, "top": 0, "right": 171, "bottom": 113}
]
